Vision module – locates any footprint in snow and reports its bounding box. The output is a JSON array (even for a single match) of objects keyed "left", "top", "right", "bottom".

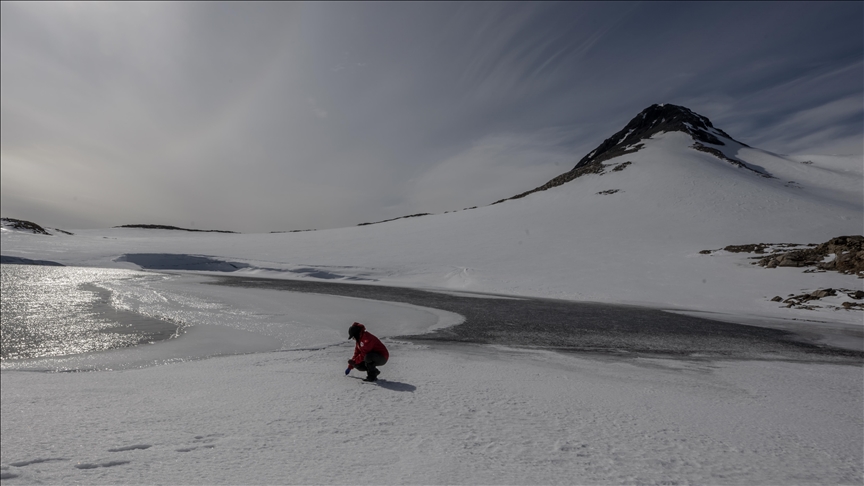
[
  {"left": 1, "top": 465, "right": 20, "bottom": 480},
  {"left": 74, "top": 460, "right": 131, "bottom": 470},
  {"left": 3, "top": 457, "right": 69, "bottom": 479},
  {"left": 559, "top": 443, "right": 591, "bottom": 457},
  {"left": 176, "top": 433, "right": 222, "bottom": 452},
  {"left": 9, "top": 457, "right": 68, "bottom": 467},
  {"left": 108, "top": 444, "right": 151, "bottom": 452},
  {"left": 69, "top": 444, "right": 150, "bottom": 471}
]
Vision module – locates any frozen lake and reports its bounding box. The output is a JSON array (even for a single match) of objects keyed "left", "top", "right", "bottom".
[
  {"left": 212, "top": 274, "right": 864, "bottom": 363},
  {"left": 3, "top": 264, "right": 860, "bottom": 371}
]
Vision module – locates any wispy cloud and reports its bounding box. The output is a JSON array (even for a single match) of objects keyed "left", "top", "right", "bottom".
[
  {"left": 307, "top": 97, "right": 328, "bottom": 119},
  {"left": 404, "top": 128, "right": 579, "bottom": 214},
  {"left": 1, "top": 2, "right": 860, "bottom": 231}
]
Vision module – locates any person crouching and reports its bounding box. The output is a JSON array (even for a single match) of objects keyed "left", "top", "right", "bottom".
[{"left": 345, "top": 322, "right": 389, "bottom": 382}]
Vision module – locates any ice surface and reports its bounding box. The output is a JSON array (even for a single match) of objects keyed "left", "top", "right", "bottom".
[{"left": 2, "top": 274, "right": 463, "bottom": 372}]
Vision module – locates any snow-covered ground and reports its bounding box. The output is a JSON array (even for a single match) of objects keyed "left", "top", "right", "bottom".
[
  {"left": 2, "top": 130, "right": 863, "bottom": 484},
  {"left": 3, "top": 338, "right": 862, "bottom": 485}
]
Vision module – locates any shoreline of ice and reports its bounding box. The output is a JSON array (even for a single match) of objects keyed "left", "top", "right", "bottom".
[
  {"left": 1, "top": 267, "right": 466, "bottom": 372},
  {"left": 3, "top": 258, "right": 862, "bottom": 371}
]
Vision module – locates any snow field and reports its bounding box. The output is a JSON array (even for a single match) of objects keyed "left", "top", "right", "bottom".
[{"left": 2, "top": 342, "right": 861, "bottom": 485}]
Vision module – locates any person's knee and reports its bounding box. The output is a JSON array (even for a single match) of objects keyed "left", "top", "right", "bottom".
[{"left": 365, "top": 352, "right": 386, "bottom": 367}]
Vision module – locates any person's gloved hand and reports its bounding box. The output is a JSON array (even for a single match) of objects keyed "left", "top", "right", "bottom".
[
  {"left": 345, "top": 367, "right": 351, "bottom": 376},
  {"left": 348, "top": 359, "right": 355, "bottom": 367}
]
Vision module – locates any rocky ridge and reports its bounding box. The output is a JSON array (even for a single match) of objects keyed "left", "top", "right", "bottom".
[
  {"left": 755, "top": 235, "right": 864, "bottom": 276},
  {"left": 357, "top": 213, "right": 432, "bottom": 227},
  {"left": 116, "top": 224, "right": 237, "bottom": 234}
]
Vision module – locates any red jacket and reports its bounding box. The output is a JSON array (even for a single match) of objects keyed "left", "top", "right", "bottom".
[{"left": 349, "top": 330, "right": 389, "bottom": 368}]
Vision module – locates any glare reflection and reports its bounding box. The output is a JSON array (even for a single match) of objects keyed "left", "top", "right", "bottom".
[{"left": 1, "top": 265, "right": 167, "bottom": 360}]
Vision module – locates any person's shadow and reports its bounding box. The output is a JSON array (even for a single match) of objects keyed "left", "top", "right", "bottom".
[
  {"left": 350, "top": 376, "right": 416, "bottom": 392},
  {"left": 376, "top": 380, "right": 416, "bottom": 392}
]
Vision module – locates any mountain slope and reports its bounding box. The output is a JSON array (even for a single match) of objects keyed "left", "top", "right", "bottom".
[{"left": 2, "top": 105, "right": 862, "bottom": 329}]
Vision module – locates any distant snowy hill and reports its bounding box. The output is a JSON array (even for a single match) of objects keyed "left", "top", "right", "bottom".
[
  {"left": 0, "top": 217, "right": 72, "bottom": 236},
  {"left": 2, "top": 104, "right": 862, "bottom": 330},
  {"left": 1, "top": 217, "right": 52, "bottom": 235}
]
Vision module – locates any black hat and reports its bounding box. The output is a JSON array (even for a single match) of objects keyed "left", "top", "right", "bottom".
[{"left": 348, "top": 322, "right": 365, "bottom": 339}]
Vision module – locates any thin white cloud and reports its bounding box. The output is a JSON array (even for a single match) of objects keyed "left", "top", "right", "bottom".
[
  {"left": 405, "top": 130, "right": 579, "bottom": 213},
  {"left": 307, "top": 98, "right": 329, "bottom": 119}
]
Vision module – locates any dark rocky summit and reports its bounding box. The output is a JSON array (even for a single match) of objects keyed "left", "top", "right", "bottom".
[
  {"left": 496, "top": 104, "right": 762, "bottom": 204},
  {"left": 573, "top": 103, "right": 745, "bottom": 168}
]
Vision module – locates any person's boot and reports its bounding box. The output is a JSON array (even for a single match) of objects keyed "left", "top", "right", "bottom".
[{"left": 363, "top": 367, "right": 380, "bottom": 382}]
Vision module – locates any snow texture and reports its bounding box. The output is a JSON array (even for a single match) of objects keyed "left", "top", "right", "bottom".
[{"left": 2, "top": 340, "right": 861, "bottom": 484}]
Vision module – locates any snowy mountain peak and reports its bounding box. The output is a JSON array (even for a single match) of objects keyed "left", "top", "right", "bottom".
[
  {"left": 500, "top": 104, "right": 763, "bottom": 203},
  {"left": 574, "top": 103, "right": 744, "bottom": 170}
]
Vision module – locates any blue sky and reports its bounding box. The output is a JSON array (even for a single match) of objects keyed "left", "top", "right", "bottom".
[{"left": 2, "top": 2, "right": 861, "bottom": 232}]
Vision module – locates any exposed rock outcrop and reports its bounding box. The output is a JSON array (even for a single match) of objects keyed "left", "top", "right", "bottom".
[
  {"left": 776, "top": 288, "right": 864, "bottom": 311},
  {"left": 497, "top": 160, "right": 633, "bottom": 204},
  {"left": 691, "top": 142, "right": 771, "bottom": 177},
  {"left": 702, "top": 236, "right": 864, "bottom": 311},
  {"left": 756, "top": 235, "right": 864, "bottom": 276},
  {"left": 703, "top": 236, "right": 864, "bottom": 278}
]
